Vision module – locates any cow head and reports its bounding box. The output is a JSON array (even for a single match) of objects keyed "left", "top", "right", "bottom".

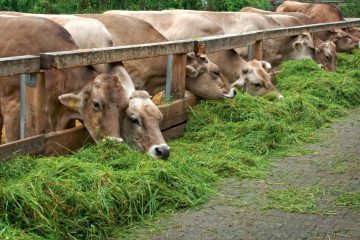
[
  {"left": 121, "top": 90, "right": 170, "bottom": 160},
  {"left": 345, "top": 27, "right": 360, "bottom": 39},
  {"left": 330, "top": 29, "right": 359, "bottom": 53},
  {"left": 59, "top": 74, "right": 128, "bottom": 142},
  {"left": 315, "top": 40, "right": 337, "bottom": 72},
  {"left": 232, "top": 60, "right": 283, "bottom": 99},
  {"left": 291, "top": 32, "right": 316, "bottom": 60},
  {"left": 185, "top": 52, "right": 236, "bottom": 100}
]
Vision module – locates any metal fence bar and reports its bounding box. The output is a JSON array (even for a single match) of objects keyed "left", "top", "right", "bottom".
[
  {"left": 20, "top": 74, "right": 26, "bottom": 139},
  {"left": 165, "top": 55, "right": 174, "bottom": 101},
  {"left": 247, "top": 44, "right": 253, "bottom": 61}
]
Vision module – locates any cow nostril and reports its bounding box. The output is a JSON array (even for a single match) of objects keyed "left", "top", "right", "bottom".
[
  {"left": 155, "top": 147, "right": 162, "bottom": 155},
  {"left": 155, "top": 146, "right": 170, "bottom": 160}
]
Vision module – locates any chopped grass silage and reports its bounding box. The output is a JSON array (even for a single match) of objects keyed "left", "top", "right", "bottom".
[{"left": 1, "top": 50, "right": 360, "bottom": 239}]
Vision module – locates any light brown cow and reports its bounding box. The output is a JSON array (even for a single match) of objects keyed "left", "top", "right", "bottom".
[
  {"left": 121, "top": 91, "right": 170, "bottom": 159},
  {"left": 276, "top": 1, "right": 360, "bottom": 52},
  {"left": 0, "top": 16, "right": 128, "bottom": 143},
  {"left": 0, "top": 13, "right": 172, "bottom": 159},
  {"left": 276, "top": 1, "right": 344, "bottom": 23},
  {"left": 160, "top": 10, "right": 324, "bottom": 70},
  {"left": 105, "top": 11, "right": 282, "bottom": 98},
  {"left": 80, "top": 14, "right": 235, "bottom": 100}
]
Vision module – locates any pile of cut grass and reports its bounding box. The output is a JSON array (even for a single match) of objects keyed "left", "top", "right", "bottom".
[{"left": 1, "top": 50, "right": 359, "bottom": 239}]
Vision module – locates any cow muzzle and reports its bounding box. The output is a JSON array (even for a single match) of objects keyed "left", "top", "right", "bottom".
[
  {"left": 148, "top": 144, "right": 171, "bottom": 160},
  {"left": 223, "top": 88, "right": 237, "bottom": 98}
]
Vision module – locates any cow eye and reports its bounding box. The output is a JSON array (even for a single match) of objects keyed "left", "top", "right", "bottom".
[
  {"left": 92, "top": 100, "right": 102, "bottom": 111},
  {"left": 130, "top": 116, "right": 141, "bottom": 126},
  {"left": 212, "top": 71, "right": 220, "bottom": 78},
  {"left": 254, "top": 83, "right": 262, "bottom": 88}
]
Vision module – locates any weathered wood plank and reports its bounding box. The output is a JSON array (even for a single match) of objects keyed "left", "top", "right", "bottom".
[
  {"left": 45, "top": 126, "right": 93, "bottom": 156},
  {"left": 253, "top": 40, "right": 263, "bottom": 60},
  {"left": 0, "top": 135, "right": 45, "bottom": 161},
  {"left": 0, "top": 55, "right": 40, "bottom": 77},
  {"left": 162, "top": 123, "right": 186, "bottom": 141},
  {"left": 25, "top": 72, "right": 46, "bottom": 137},
  {"left": 159, "top": 96, "right": 197, "bottom": 130},
  {"left": 171, "top": 54, "right": 187, "bottom": 100},
  {"left": 197, "top": 20, "right": 360, "bottom": 53},
  {"left": 41, "top": 40, "right": 194, "bottom": 70}
]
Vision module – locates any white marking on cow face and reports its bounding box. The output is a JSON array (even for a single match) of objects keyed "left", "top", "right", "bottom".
[{"left": 148, "top": 144, "right": 171, "bottom": 160}]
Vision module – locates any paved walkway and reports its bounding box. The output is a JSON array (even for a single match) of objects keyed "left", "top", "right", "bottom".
[{"left": 128, "top": 109, "right": 360, "bottom": 240}]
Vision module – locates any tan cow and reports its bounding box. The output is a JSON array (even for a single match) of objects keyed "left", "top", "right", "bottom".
[
  {"left": 105, "top": 11, "right": 282, "bottom": 98},
  {"left": 0, "top": 13, "right": 172, "bottom": 159},
  {"left": 159, "top": 10, "right": 326, "bottom": 70},
  {"left": 276, "top": 1, "right": 344, "bottom": 23},
  {"left": 276, "top": 1, "right": 360, "bottom": 52},
  {"left": 79, "top": 14, "right": 235, "bottom": 100},
  {"left": 0, "top": 16, "right": 128, "bottom": 143}
]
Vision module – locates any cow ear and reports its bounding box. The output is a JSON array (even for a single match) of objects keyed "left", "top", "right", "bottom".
[
  {"left": 261, "top": 61, "right": 272, "bottom": 72},
  {"left": 186, "top": 65, "right": 199, "bottom": 78},
  {"left": 292, "top": 41, "right": 302, "bottom": 50},
  {"left": 194, "top": 43, "right": 206, "bottom": 57},
  {"left": 59, "top": 93, "right": 82, "bottom": 111}
]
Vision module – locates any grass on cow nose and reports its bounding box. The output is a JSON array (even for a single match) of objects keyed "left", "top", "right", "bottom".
[{"left": 0, "top": 49, "right": 359, "bottom": 239}]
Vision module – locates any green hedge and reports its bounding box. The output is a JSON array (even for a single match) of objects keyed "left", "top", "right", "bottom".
[{"left": 0, "top": 0, "right": 270, "bottom": 13}]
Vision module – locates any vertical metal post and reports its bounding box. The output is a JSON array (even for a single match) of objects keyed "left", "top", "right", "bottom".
[
  {"left": 20, "top": 74, "right": 26, "bottom": 139},
  {"left": 247, "top": 44, "right": 253, "bottom": 61},
  {"left": 165, "top": 55, "right": 173, "bottom": 101}
]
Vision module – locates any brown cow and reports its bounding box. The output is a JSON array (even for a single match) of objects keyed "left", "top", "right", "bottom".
[
  {"left": 105, "top": 11, "right": 283, "bottom": 98},
  {"left": 276, "top": 1, "right": 344, "bottom": 23},
  {"left": 80, "top": 14, "right": 236, "bottom": 100},
  {"left": 0, "top": 16, "right": 129, "bottom": 143},
  {"left": 121, "top": 91, "right": 170, "bottom": 159},
  {"left": 0, "top": 13, "right": 172, "bottom": 159},
  {"left": 276, "top": 1, "right": 360, "bottom": 52}
]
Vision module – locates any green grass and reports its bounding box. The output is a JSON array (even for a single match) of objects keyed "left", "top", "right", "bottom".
[
  {"left": 1, "top": 50, "right": 360, "bottom": 239},
  {"left": 263, "top": 186, "right": 323, "bottom": 213},
  {"left": 335, "top": 191, "right": 360, "bottom": 209}
]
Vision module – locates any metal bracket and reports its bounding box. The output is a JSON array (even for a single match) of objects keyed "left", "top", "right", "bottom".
[{"left": 24, "top": 73, "right": 37, "bottom": 87}]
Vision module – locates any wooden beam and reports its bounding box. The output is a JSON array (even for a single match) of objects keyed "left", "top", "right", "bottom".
[
  {"left": 162, "top": 123, "right": 186, "bottom": 141},
  {"left": 159, "top": 96, "right": 197, "bottom": 130},
  {"left": 24, "top": 72, "right": 46, "bottom": 137},
  {"left": 41, "top": 40, "right": 194, "bottom": 70},
  {"left": 0, "top": 126, "right": 92, "bottom": 161},
  {"left": 171, "top": 54, "right": 187, "bottom": 100},
  {"left": 0, "top": 55, "right": 40, "bottom": 77},
  {"left": 45, "top": 126, "right": 93, "bottom": 156},
  {"left": 253, "top": 40, "right": 263, "bottom": 60},
  {"left": 0, "top": 135, "right": 45, "bottom": 161},
  {"left": 197, "top": 20, "right": 360, "bottom": 53}
]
